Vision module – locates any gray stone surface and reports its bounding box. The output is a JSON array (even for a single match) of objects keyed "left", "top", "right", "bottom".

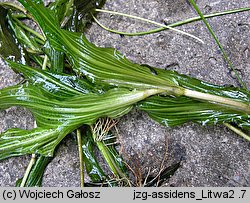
[{"left": 0, "top": 0, "right": 249, "bottom": 187}]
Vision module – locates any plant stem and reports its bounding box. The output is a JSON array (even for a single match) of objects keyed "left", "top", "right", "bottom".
[
  {"left": 12, "top": 13, "right": 27, "bottom": 19},
  {"left": 93, "top": 7, "right": 250, "bottom": 36},
  {"left": 12, "top": 17, "right": 45, "bottom": 41},
  {"left": 77, "top": 129, "right": 84, "bottom": 187},
  {"left": 20, "top": 154, "right": 36, "bottom": 187},
  {"left": 91, "top": 122, "right": 128, "bottom": 181},
  {"left": 42, "top": 55, "right": 48, "bottom": 70},
  {"left": 0, "top": 2, "right": 26, "bottom": 13},
  {"left": 169, "top": 7, "right": 250, "bottom": 28},
  {"left": 188, "top": 0, "right": 247, "bottom": 90},
  {"left": 150, "top": 86, "right": 249, "bottom": 114},
  {"left": 93, "top": 9, "right": 204, "bottom": 43},
  {"left": 0, "top": 2, "right": 33, "bottom": 19},
  {"left": 224, "top": 123, "right": 250, "bottom": 142},
  {"left": 183, "top": 89, "right": 250, "bottom": 114},
  {"left": 95, "top": 141, "right": 126, "bottom": 179}
]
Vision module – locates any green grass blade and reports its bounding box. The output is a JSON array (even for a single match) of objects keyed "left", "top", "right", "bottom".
[
  {"left": 7, "top": 61, "right": 96, "bottom": 97},
  {"left": 8, "top": 16, "right": 42, "bottom": 53},
  {"left": 188, "top": 0, "right": 247, "bottom": 89},
  {"left": 93, "top": 9, "right": 204, "bottom": 43},
  {"left": 91, "top": 7, "right": 250, "bottom": 36},
  {"left": 224, "top": 123, "right": 250, "bottom": 141}
]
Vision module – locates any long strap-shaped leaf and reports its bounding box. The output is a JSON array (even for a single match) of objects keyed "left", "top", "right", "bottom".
[
  {"left": 0, "top": 0, "right": 249, "bottom": 161},
  {"left": 138, "top": 95, "right": 250, "bottom": 131},
  {"left": 0, "top": 63, "right": 163, "bottom": 160},
  {"left": 18, "top": 0, "right": 250, "bottom": 113},
  {"left": 0, "top": 5, "right": 28, "bottom": 64},
  {"left": 8, "top": 61, "right": 97, "bottom": 97},
  {"left": 0, "top": 128, "right": 60, "bottom": 159},
  {"left": 18, "top": 0, "right": 180, "bottom": 89}
]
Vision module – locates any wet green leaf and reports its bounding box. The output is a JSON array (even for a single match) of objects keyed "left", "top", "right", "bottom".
[
  {"left": 0, "top": 6, "right": 28, "bottom": 63},
  {"left": 103, "top": 132, "right": 127, "bottom": 175},
  {"left": 0, "top": 62, "right": 150, "bottom": 160},
  {"left": 16, "top": 156, "right": 52, "bottom": 187},
  {"left": 17, "top": 1, "right": 250, "bottom": 103},
  {"left": 138, "top": 95, "right": 250, "bottom": 130},
  {"left": 8, "top": 16, "right": 42, "bottom": 53},
  {"left": 0, "top": 0, "right": 249, "bottom": 188},
  {"left": 82, "top": 129, "right": 107, "bottom": 183}
]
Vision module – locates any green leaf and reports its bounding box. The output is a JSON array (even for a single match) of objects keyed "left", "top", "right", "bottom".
[
  {"left": 48, "top": 0, "right": 74, "bottom": 25},
  {"left": 8, "top": 15, "right": 42, "bottom": 53},
  {"left": 0, "top": 82, "right": 139, "bottom": 159},
  {"left": 83, "top": 125, "right": 128, "bottom": 186},
  {"left": 0, "top": 128, "right": 61, "bottom": 159},
  {"left": 18, "top": 0, "right": 178, "bottom": 90},
  {"left": 0, "top": 62, "right": 155, "bottom": 159},
  {"left": 50, "top": 0, "right": 106, "bottom": 31},
  {"left": 18, "top": 1, "right": 250, "bottom": 103},
  {"left": 8, "top": 61, "right": 97, "bottom": 98},
  {"left": 16, "top": 156, "right": 51, "bottom": 187},
  {"left": 138, "top": 95, "right": 250, "bottom": 131},
  {"left": 0, "top": 6, "right": 28, "bottom": 63},
  {"left": 155, "top": 67, "right": 250, "bottom": 103},
  {"left": 82, "top": 129, "right": 107, "bottom": 183},
  {"left": 45, "top": 0, "right": 107, "bottom": 72},
  {"left": 44, "top": 45, "right": 64, "bottom": 73},
  {"left": 72, "top": 0, "right": 106, "bottom": 31},
  {"left": 102, "top": 132, "right": 127, "bottom": 176}
]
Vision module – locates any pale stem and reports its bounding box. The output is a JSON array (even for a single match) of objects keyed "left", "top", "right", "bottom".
[
  {"left": 224, "top": 123, "right": 250, "bottom": 142},
  {"left": 188, "top": 0, "right": 247, "bottom": 89},
  {"left": 183, "top": 89, "right": 250, "bottom": 114},
  {"left": 42, "top": 55, "right": 48, "bottom": 70},
  {"left": 94, "top": 9, "right": 204, "bottom": 44},
  {"left": 20, "top": 154, "right": 36, "bottom": 187},
  {"left": 77, "top": 129, "right": 84, "bottom": 187}
]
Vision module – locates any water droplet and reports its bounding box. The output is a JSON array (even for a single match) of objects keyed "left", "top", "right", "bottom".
[
  {"left": 209, "top": 57, "right": 217, "bottom": 65},
  {"left": 157, "top": 34, "right": 165, "bottom": 44}
]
